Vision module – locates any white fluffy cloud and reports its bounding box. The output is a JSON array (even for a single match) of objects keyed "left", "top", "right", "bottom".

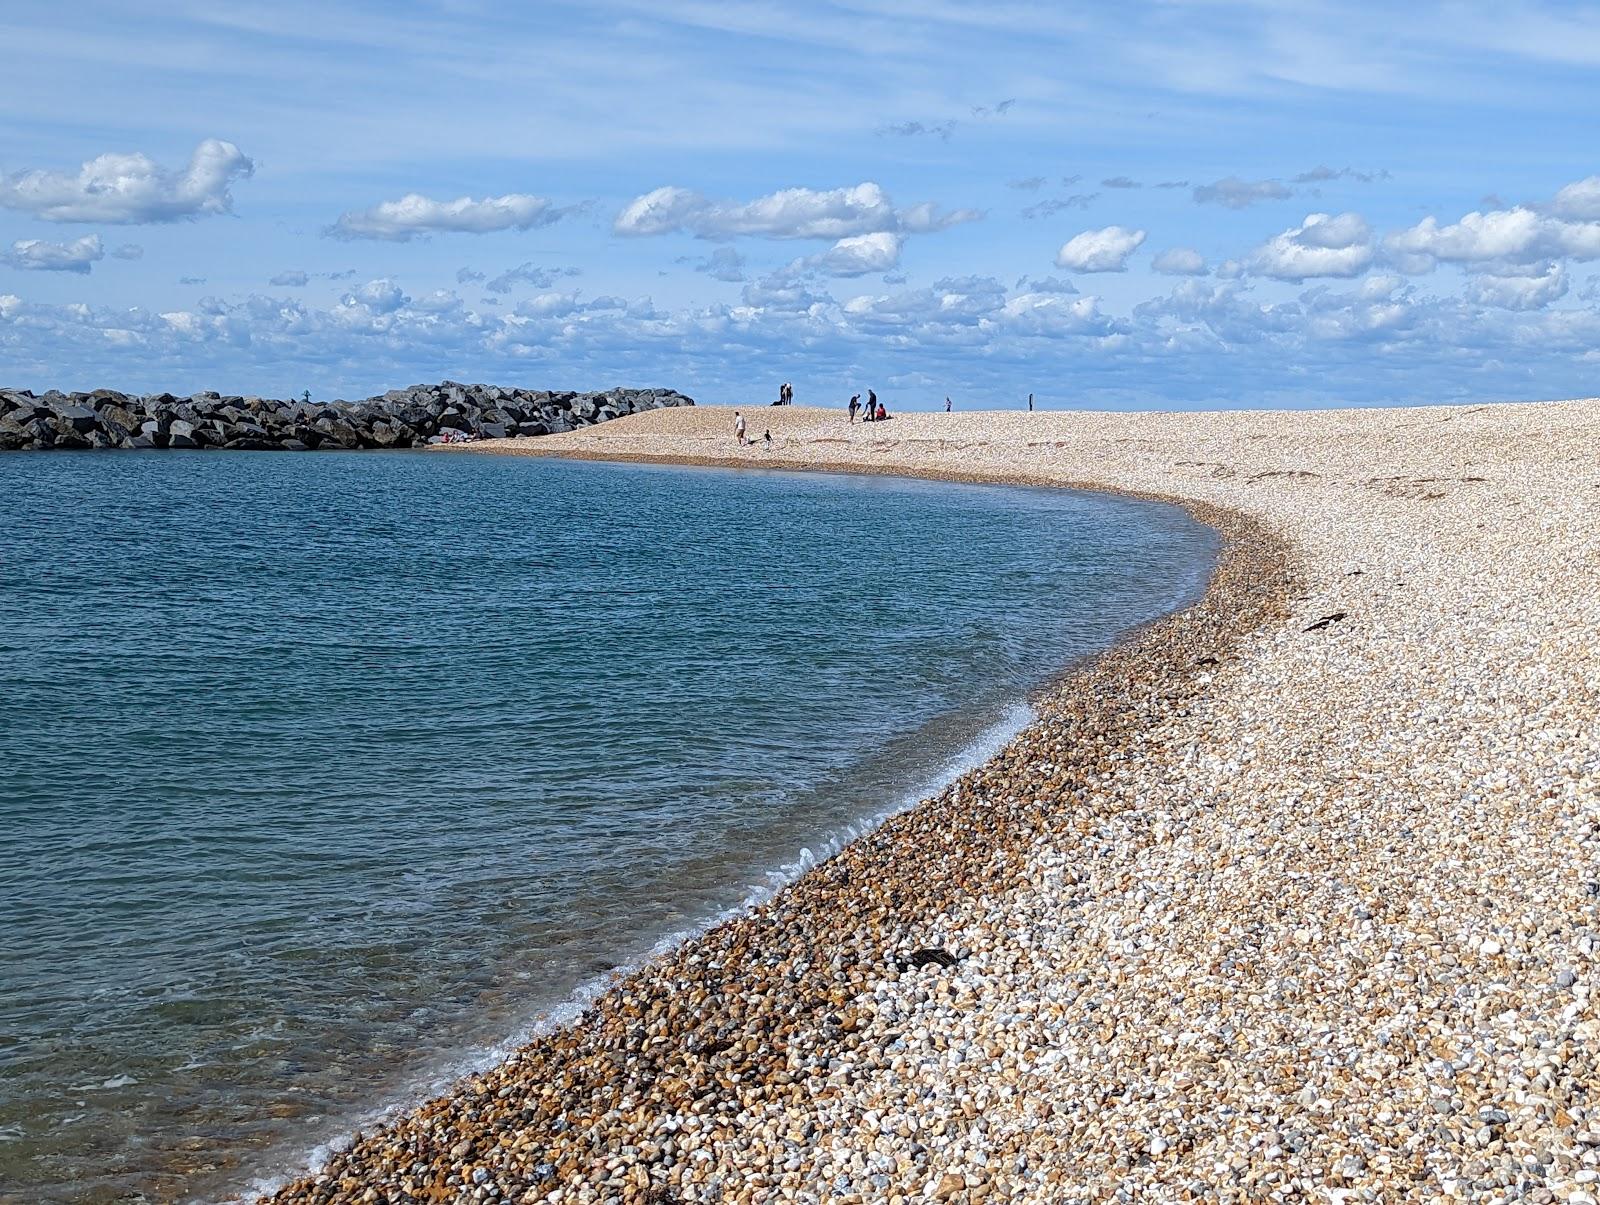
[
  {"left": 328, "top": 194, "right": 562, "bottom": 241},
  {"left": 841, "top": 275, "right": 1009, "bottom": 332},
  {"left": 792, "top": 231, "right": 903, "bottom": 277},
  {"left": 344, "top": 279, "right": 409, "bottom": 313},
  {"left": 1297, "top": 276, "right": 1420, "bottom": 341},
  {"left": 1055, "top": 226, "right": 1146, "bottom": 272},
  {"left": 614, "top": 182, "right": 977, "bottom": 241},
  {"left": 3, "top": 234, "right": 105, "bottom": 273},
  {"left": 1249, "top": 212, "right": 1373, "bottom": 281},
  {"left": 1552, "top": 176, "right": 1600, "bottom": 221},
  {"left": 895, "top": 201, "right": 980, "bottom": 235},
  {"left": 409, "top": 289, "right": 464, "bottom": 314},
  {"left": 1387, "top": 207, "right": 1544, "bottom": 269},
  {"left": 1385, "top": 205, "right": 1600, "bottom": 271},
  {"left": 1463, "top": 262, "right": 1568, "bottom": 310},
  {"left": 270, "top": 270, "right": 310, "bottom": 287},
  {"left": 999, "top": 291, "right": 1123, "bottom": 339},
  {"left": 612, "top": 187, "right": 706, "bottom": 237},
  {"left": 1151, "top": 247, "right": 1208, "bottom": 276},
  {"left": 0, "top": 139, "right": 253, "bottom": 224}
]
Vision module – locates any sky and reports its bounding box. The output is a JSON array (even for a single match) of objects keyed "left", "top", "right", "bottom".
[{"left": 3, "top": 1, "right": 1600, "bottom": 409}]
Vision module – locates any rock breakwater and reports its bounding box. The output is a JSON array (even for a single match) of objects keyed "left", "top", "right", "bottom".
[{"left": 0, "top": 382, "right": 692, "bottom": 451}]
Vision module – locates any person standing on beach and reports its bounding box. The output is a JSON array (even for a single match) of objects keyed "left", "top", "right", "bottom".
[
  {"left": 1028, "top": 392, "right": 1034, "bottom": 412},
  {"left": 734, "top": 411, "right": 747, "bottom": 444},
  {"left": 848, "top": 395, "right": 860, "bottom": 422},
  {"left": 866, "top": 389, "right": 877, "bottom": 422},
  {"left": 945, "top": 396, "right": 952, "bottom": 413}
]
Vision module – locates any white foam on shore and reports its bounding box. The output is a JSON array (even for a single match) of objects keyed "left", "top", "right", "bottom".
[{"left": 228, "top": 700, "right": 1035, "bottom": 1205}]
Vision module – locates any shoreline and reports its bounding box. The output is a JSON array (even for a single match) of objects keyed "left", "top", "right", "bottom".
[
  {"left": 264, "top": 402, "right": 1598, "bottom": 1203},
  {"left": 240, "top": 695, "right": 1043, "bottom": 1205},
  {"left": 258, "top": 427, "right": 1291, "bottom": 1204}
]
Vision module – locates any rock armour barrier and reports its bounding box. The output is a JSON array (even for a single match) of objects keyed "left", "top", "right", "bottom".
[{"left": 0, "top": 382, "right": 694, "bottom": 451}]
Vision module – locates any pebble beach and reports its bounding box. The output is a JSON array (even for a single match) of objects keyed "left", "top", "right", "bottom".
[{"left": 265, "top": 400, "right": 1600, "bottom": 1205}]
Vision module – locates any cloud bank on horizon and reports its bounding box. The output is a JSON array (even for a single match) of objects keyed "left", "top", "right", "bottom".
[{"left": 3, "top": 0, "right": 1600, "bottom": 409}]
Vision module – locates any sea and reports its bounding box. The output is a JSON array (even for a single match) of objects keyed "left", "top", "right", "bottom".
[{"left": 0, "top": 450, "right": 1218, "bottom": 1202}]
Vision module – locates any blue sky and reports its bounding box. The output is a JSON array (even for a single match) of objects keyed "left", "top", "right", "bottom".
[{"left": 3, "top": 1, "right": 1600, "bottom": 408}]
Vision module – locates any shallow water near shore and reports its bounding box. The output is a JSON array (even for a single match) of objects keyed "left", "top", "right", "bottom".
[{"left": 0, "top": 451, "right": 1216, "bottom": 1203}]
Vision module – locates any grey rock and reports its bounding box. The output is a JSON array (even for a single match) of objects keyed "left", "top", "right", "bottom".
[
  {"left": 55, "top": 403, "right": 99, "bottom": 433},
  {"left": 2, "top": 381, "right": 693, "bottom": 452},
  {"left": 99, "top": 403, "right": 142, "bottom": 431}
]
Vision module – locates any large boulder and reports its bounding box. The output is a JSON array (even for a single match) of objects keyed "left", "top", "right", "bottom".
[{"left": 54, "top": 403, "right": 100, "bottom": 433}]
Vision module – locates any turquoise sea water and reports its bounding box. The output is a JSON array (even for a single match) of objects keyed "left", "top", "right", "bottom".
[{"left": 0, "top": 452, "right": 1217, "bottom": 1203}]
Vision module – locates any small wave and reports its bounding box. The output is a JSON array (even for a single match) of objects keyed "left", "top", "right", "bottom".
[{"left": 66, "top": 1074, "right": 140, "bottom": 1094}]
